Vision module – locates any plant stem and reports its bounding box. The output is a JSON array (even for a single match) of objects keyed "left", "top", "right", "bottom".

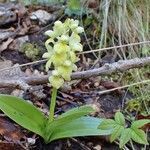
[
  {"left": 49, "top": 87, "right": 57, "bottom": 122},
  {"left": 130, "top": 140, "right": 135, "bottom": 150}
]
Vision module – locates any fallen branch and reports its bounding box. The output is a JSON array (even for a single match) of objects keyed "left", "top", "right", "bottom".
[
  {"left": 24, "top": 57, "right": 150, "bottom": 85},
  {"left": 0, "top": 57, "right": 150, "bottom": 90}
]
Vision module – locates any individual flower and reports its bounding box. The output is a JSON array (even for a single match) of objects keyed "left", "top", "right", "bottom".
[
  {"left": 69, "top": 42, "right": 83, "bottom": 52},
  {"left": 58, "top": 34, "right": 69, "bottom": 43},
  {"left": 70, "top": 19, "right": 79, "bottom": 30},
  {"left": 57, "top": 66, "right": 72, "bottom": 81},
  {"left": 53, "top": 21, "right": 64, "bottom": 37},
  {"left": 54, "top": 42, "right": 70, "bottom": 54},
  {"left": 45, "top": 30, "right": 55, "bottom": 38},
  {"left": 49, "top": 71, "right": 64, "bottom": 89},
  {"left": 51, "top": 53, "right": 67, "bottom": 66},
  {"left": 70, "top": 32, "right": 81, "bottom": 43},
  {"left": 75, "top": 26, "right": 84, "bottom": 33}
]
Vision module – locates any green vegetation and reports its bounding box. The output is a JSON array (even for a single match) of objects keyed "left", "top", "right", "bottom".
[
  {"left": 98, "top": 112, "right": 150, "bottom": 149},
  {"left": 0, "top": 19, "right": 111, "bottom": 143},
  {"left": 20, "top": 42, "right": 40, "bottom": 60},
  {"left": 0, "top": 95, "right": 111, "bottom": 143},
  {"left": 0, "top": 0, "right": 149, "bottom": 148}
]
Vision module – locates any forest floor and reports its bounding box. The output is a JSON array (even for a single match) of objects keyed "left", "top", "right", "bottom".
[{"left": 0, "top": 1, "right": 149, "bottom": 150}]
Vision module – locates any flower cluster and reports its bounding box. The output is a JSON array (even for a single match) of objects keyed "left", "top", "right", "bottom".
[{"left": 43, "top": 19, "right": 84, "bottom": 89}]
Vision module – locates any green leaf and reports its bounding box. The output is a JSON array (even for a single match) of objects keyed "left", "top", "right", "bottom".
[
  {"left": 49, "top": 117, "right": 111, "bottom": 142},
  {"left": 98, "top": 119, "right": 116, "bottom": 130},
  {"left": 58, "top": 105, "right": 94, "bottom": 119},
  {"left": 114, "top": 112, "right": 125, "bottom": 126},
  {"left": 119, "top": 128, "right": 132, "bottom": 148},
  {"left": 110, "top": 125, "right": 124, "bottom": 142},
  {"left": 131, "top": 119, "right": 150, "bottom": 129},
  {"left": 45, "top": 105, "right": 95, "bottom": 141},
  {"left": 65, "top": 0, "right": 82, "bottom": 16},
  {"left": 0, "top": 94, "right": 47, "bottom": 138},
  {"left": 47, "top": 105, "right": 94, "bottom": 129},
  {"left": 131, "top": 128, "right": 148, "bottom": 145}
]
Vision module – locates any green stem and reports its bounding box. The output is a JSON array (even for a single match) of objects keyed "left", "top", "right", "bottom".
[{"left": 49, "top": 87, "right": 57, "bottom": 122}]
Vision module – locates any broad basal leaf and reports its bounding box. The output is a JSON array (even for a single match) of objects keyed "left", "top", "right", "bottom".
[
  {"left": 131, "top": 119, "right": 150, "bottom": 129},
  {"left": 110, "top": 124, "right": 124, "bottom": 142},
  {"left": 48, "top": 117, "right": 111, "bottom": 142},
  {"left": 114, "top": 112, "right": 125, "bottom": 126},
  {"left": 131, "top": 128, "right": 148, "bottom": 145},
  {"left": 45, "top": 105, "right": 96, "bottom": 141},
  {"left": 0, "top": 94, "right": 47, "bottom": 138},
  {"left": 119, "top": 128, "right": 132, "bottom": 148},
  {"left": 46, "top": 105, "right": 94, "bottom": 134},
  {"left": 58, "top": 105, "right": 94, "bottom": 119}
]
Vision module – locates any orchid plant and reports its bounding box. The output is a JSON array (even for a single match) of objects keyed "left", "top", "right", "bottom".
[
  {"left": 0, "top": 19, "right": 111, "bottom": 143},
  {"left": 42, "top": 18, "right": 84, "bottom": 122}
]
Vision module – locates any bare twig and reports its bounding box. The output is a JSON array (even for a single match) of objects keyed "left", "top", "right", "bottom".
[
  {"left": 0, "top": 59, "right": 47, "bottom": 72},
  {"left": 97, "top": 79, "right": 150, "bottom": 95},
  {"left": 71, "top": 57, "right": 150, "bottom": 79},
  {"left": 78, "top": 40, "right": 150, "bottom": 54},
  {"left": 0, "top": 57, "right": 149, "bottom": 90},
  {"left": 23, "top": 57, "right": 150, "bottom": 85},
  {"left": 0, "top": 41, "right": 149, "bottom": 72},
  {"left": 0, "top": 80, "right": 31, "bottom": 91}
]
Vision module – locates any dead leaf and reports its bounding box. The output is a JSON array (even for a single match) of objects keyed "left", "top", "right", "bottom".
[
  {"left": 0, "top": 117, "right": 24, "bottom": 142},
  {"left": 0, "top": 60, "right": 12, "bottom": 70},
  {"left": 87, "top": 0, "right": 99, "bottom": 9},
  {"left": 0, "top": 142, "right": 25, "bottom": 150},
  {"left": 0, "top": 63, "right": 25, "bottom": 80},
  {"left": 137, "top": 114, "right": 150, "bottom": 131},
  {"left": 100, "top": 80, "right": 122, "bottom": 94},
  {"left": 0, "top": 38, "right": 13, "bottom": 52}
]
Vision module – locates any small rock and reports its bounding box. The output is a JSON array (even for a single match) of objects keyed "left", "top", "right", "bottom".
[
  {"left": 27, "top": 138, "right": 36, "bottom": 145},
  {"left": 11, "top": 89, "right": 24, "bottom": 98},
  {"left": 9, "top": 36, "right": 29, "bottom": 51},
  {"left": 0, "top": 29, "right": 14, "bottom": 41},
  {"left": 30, "top": 10, "right": 54, "bottom": 25},
  {"left": 0, "top": 60, "right": 12, "bottom": 70},
  {"left": 93, "top": 145, "right": 101, "bottom": 150},
  {"left": 25, "top": 68, "right": 32, "bottom": 76},
  {"left": 33, "top": 69, "right": 41, "bottom": 76}
]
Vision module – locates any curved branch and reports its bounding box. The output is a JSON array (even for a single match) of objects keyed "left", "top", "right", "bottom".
[
  {"left": 24, "top": 57, "right": 150, "bottom": 85},
  {"left": 0, "top": 57, "right": 150, "bottom": 89}
]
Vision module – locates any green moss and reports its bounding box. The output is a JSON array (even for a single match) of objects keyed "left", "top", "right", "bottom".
[{"left": 20, "top": 43, "right": 40, "bottom": 60}]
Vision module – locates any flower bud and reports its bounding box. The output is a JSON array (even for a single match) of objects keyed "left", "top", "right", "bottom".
[
  {"left": 75, "top": 27, "right": 84, "bottom": 33},
  {"left": 52, "top": 70, "right": 59, "bottom": 76},
  {"left": 54, "top": 20, "right": 63, "bottom": 27},
  {"left": 64, "top": 60, "right": 72, "bottom": 66},
  {"left": 70, "top": 19, "right": 79, "bottom": 30},
  {"left": 45, "top": 30, "right": 57, "bottom": 38},
  {"left": 59, "top": 35, "right": 69, "bottom": 42}
]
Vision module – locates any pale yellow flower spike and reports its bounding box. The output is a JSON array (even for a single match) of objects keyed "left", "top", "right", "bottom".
[{"left": 43, "top": 19, "right": 84, "bottom": 89}]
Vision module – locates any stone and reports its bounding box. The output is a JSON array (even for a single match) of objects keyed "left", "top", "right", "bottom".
[
  {"left": 9, "top": 35, "right": 29, "bottom": 51},
  {"left": 30, "top": 10, "right": 54, "bottom": 25}
]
